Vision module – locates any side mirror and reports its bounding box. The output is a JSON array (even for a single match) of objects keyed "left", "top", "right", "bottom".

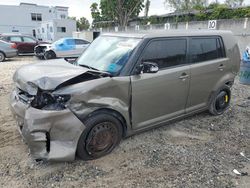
[{"left": 135, "top": 62, "right": 159, "bottom": 74}]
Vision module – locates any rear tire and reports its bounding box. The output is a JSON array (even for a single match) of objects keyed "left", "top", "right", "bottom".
[
  {"left": 0, "top": 52, "right": 5, "bottom": 62},
  {"left": 209, "top": 85, "right": 231, "bottom": 116},
  {"left": 77, "top": 113, "right": 123, "bottom": 161},
  {"left": 44, "top": 51, "right": 56, "bottom": 60}
]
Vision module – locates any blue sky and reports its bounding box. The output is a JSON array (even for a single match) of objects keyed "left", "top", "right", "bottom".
[{"left": 0, "top": 0, "right": 250, "bottom": 22}]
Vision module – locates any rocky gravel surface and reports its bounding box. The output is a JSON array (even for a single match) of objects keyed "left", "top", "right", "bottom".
[{"left": 0, "top": 57, "right": 250, "bottom": 188}]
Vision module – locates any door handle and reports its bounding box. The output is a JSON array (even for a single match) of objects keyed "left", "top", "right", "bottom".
[
  {"left": 179, "top": 73, "right": 189, "bottom": 80},
  {"left": 218, "top": 64, "right": 225, "bottom": 71}
]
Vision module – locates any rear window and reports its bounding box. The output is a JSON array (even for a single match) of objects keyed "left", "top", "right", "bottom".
[{"left": 190, "top": 37, "right": 225, "bottom": 63}]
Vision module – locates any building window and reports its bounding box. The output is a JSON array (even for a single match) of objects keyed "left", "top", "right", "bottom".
[
  {"left": 42, "top": 28, "right": 45, "bottom": 33},
  {"left": 31, "top": 13, "right": 42, "bottom": 21},
  {"left": 57, "top": 27, "right": 66, "bottom": 33},
  {"left": 50, "top": 26, "right": 53, "bottom": 33},
  {"left": 60, "top": 14, "right": 66, "bottom": 19}
]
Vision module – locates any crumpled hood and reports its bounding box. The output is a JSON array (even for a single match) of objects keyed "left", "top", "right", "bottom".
[
  {"left": 13, "top": 59, "right": 90, "bottom": 94},
  {"left": 36, "top": 44, "right": 52, "bottom": 49}
]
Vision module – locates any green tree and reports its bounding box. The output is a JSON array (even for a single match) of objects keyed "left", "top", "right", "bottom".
[
  {"left": 90, "top": 3, "right": 101, "bottom": 23},
  {"left": 225, "top": 0, "right": 244, "bottom": 7},
  {"left": 144, "top": 0, "right": 151, "bottom": 17},
  {"left": 100, "top": 0, "right": 144, "bottom": 27},
  {"left": 77, "top": 17, "right": 90, "bottom": 31},
  {"left": 69, "top": 16, "right": 77, "bottom": 21}
]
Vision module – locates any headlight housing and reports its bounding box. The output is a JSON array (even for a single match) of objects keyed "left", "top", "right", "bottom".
[{"left": 31, "top": 92, "right": 71, "bottom": 111}]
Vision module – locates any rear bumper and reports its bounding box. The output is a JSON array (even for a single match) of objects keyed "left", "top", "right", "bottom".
[
  {"left": 10, "top": 89, "right": 86, "bottom": 161},
  {"left": 5, "top": 50, "right": 18, "bottom": 58}
]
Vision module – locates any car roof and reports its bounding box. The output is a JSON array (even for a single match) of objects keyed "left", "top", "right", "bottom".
[
  {"left": 0, "top": 34, "right": 35, "bottom": 37},
  {"left": 101, "top": 30, "right": 233, "bottom": 39}
]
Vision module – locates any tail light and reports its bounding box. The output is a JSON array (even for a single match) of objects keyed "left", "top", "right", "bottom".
[{"left": 11, "top": 43, "right": 17, "bottom": 49}]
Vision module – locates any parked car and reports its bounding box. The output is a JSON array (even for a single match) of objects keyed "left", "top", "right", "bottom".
[
  {"left": 0, "top": 34, "right": 46, "bottom": 54},
  {"left": 34, "top": 38, "right": 90, "bottom": 60},
  {"left": 0, "top": 40, "right": 18, "bottom": 62},
  {"left": 10, "top": 30, "right": 240, "bottom": 161}
]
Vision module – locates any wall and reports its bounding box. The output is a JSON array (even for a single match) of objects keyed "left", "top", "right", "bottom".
[
  {"left": 52, "top": 19, "right": 76, "bottom": 41},
  {"left": 36, "top": 19, "right": 76, "bottom": 42},
  {"left": 102, "top": 18, "right": 250, "bottom": 54}
]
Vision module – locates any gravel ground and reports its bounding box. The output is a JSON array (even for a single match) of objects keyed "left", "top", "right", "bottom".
[{"left": 0, "top": 56, "right": 250, "bottom": 188}]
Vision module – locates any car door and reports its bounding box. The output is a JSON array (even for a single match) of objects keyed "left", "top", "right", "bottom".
[
  {"left": 130, "top": 38, "right": 190, "bottom": 130},
  {"left": 8, "top": 36, "right": 23, "bottom": 53},
  {"left": 186, "top": 37, "right": 228, "bottom": 112},
  {"left": 75, "top": 39, "right": 89, "bottom": 55},
  {"left": 22, "top": 36, "right": 38, "bottom": 53}
]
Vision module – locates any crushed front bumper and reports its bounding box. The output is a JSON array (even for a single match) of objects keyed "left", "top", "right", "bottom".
[{"left": 10, "top": 89, "right": 86, "bottom": 161}]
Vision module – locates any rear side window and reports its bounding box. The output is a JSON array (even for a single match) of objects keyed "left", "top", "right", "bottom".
[
  {"left": 22, "top": 37, "right": 36, "bottom": 43},
  {"left": 9, "top": 36, "right": 22, "bottom": 42},
  {"left": 190, "top": 37, "right": 225, "bottom": 63},
  {"left": 141, "top": 39, "right": 187, "bottom": 70},
  {"left": 75, "top": 39, "right": 89, "bottom": 45}
]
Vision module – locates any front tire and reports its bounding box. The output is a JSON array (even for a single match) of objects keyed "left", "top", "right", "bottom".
[
  {"left": 77, "top": 113, "right": 123, "bottom": 160},
  {"left": 0, "top": 52, "right": 5, "bottom": 62},
  {"left": 44, "top": 51, "right": 56, "bottom": 60},
  {"left": 209, "top": 85, "right": 231, "bottom": 116}
]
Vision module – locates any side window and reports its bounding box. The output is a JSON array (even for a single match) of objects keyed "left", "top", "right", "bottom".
[
  {"left": 66, "top": 39, "right": 75, "bottom": 45},
  {"left": 141, "top": 39, "right": 187, "bottom": 70},
  {"left": 23, "top": 37, "right": 36, "bottom": 43},
  {"left": 9, "top": 36, "right": 22, "bottom": 42},
  {"left": 190, "top": 37, "right": 225, "bottom": 63},
  {"left": 75, "top": 39, "right": 89, "bottom": 45}
]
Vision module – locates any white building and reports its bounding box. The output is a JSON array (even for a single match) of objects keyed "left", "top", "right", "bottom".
[
  {"left": 36, "top": 19, "right": 76, "bottom": 42},
  {"left": 0, "top": 3, "right": 76, "bottom": 42}
]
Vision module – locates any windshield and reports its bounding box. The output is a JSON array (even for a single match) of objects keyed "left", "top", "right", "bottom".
[{"left": 77, "top": 36, "right": 141, "bottom": 75}]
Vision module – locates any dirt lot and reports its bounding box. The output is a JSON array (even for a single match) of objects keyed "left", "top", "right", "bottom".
[{"left": 0, "top": 56, "right": 250, "bottom": 188}]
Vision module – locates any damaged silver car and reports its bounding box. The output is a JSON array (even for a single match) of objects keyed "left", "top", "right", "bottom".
[{"left": 10, "top": 30, "right": 240, "bottom": 161}]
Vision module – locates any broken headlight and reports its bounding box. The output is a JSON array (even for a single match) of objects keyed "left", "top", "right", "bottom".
[{"left": 31, "top": 92, "right": 71, "bottom": 110}]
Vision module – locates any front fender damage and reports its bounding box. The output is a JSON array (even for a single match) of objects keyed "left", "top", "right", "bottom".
[
  {"left": 10, "top": 90, "right": 86, "bottom": 161},
  {"left": 11, "top": 68, "right": 131, "bottom": 161},
  {"left": 54, "top": 77, "right": 131, "bottom": 132}
]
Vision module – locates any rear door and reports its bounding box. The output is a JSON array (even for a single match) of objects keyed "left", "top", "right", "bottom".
[
  {"left": 131, "top": 38, "right": 190, "bottom": 130},
  {"left": 8, "top": 36, "right": 23, "bottom": 52},
  {"left": 186, "top": 37, "right": 227, "bottom": 112},
  {"left": 75, "top": 39, "right": 89, "bottom": 55}
]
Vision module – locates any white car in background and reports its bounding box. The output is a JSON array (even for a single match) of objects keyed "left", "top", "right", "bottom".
[{"left": 34, "top": 38, "right": 90, "bottom": 60}]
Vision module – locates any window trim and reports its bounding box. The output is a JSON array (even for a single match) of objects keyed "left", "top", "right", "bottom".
[
  {"left": 188, "top": 36, "right": 226, "bottom": 65},
  {"left": 31, "top": 13, "right": 42, "bottom": 21},
  {"left": 135, "top": 37, "right": 189, "bottom": 72}
]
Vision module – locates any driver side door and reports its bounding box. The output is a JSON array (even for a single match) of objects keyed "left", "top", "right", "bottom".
[{"left": 130, "top": 38, "right": 190, "bottom": 130}]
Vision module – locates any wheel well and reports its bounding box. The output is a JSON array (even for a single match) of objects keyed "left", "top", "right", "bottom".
[
  {"left": 225, "top": 81, "right": 234, "bottom": 88},
  {"left": 0, "top": 51, "right": 6, "bottom": 57},
  {"left": 46, "top": 50, "right": 56, "bottom": 55},
  {"left": 87, "top": 108, "right": 127, "bottom": 137},
  {"left": 208, "top": 83, "right": 232, "bottom": 106}
]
